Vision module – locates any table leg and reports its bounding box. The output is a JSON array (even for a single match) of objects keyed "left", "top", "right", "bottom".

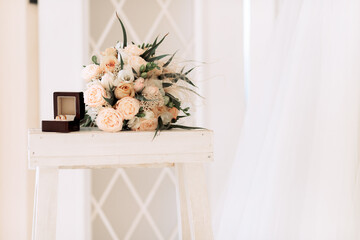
[
  {"left": 32, "top": 167, "right": 59, "bottom": 240},
  {"left": 175, "top": 163, "right": 214, "bottom": 240}
]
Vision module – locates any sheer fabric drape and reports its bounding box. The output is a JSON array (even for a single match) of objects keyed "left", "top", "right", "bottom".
[{"left": 218, "top": 0, "right": 360, "bottom": 239}]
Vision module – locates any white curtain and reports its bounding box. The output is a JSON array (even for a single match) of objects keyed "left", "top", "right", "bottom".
[{"left": 218, "top": 0, "right": 360, "bottom": 239}]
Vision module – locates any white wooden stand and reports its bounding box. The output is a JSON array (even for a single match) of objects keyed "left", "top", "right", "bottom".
[{"left": 28, "top": 128, "right": 214, "bottom": 240}]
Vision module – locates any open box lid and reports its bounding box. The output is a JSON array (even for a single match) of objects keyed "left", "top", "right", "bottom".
[{"left": 53, "top": 92, "right": 85, "bottom": 120}]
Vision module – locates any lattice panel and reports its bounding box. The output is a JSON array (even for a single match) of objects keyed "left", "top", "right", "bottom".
[{"left": 89, "top": 0, "right": 195, "bottom": 239}]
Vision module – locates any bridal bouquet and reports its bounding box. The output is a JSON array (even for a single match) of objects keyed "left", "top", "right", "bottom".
[{"left": 80, "top": 13, "right": 201, "bottom": 135}]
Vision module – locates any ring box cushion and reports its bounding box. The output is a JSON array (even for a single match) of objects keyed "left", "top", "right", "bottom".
[{"left": 42, "top": 92, "right": 85, "bottom": 133}]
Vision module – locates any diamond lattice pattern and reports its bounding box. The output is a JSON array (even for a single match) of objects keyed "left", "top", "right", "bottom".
[{"left": 89, "top": 0, "right": 194, "bottom": 239}]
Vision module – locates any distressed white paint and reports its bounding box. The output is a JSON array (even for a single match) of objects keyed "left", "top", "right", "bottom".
[
  {"left": 32, "top": 167, "right": 59, "bottom": 240},
  {"left": 176, "top": 163, "right": 214, "bottom": 240},
  {"left": 28, "top": 129, "right": 214, "bottom": 240},
  {"left": 28, "top": 128, "right": 213, "bottom": 169}
]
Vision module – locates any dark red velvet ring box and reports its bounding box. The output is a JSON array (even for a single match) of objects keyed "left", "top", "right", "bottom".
[{"left": 42, "top": 92, "right": 85, "bottom": 133}]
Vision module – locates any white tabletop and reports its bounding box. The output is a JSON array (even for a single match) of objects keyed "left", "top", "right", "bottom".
[{"left": 28, "top": 128, "right": 214, "bottom": 169}]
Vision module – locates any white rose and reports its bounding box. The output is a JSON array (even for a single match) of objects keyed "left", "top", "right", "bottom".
[
  {"left": 128, "top": 56, "right": 147, "bottom": 74},
  {"left": 143, "top": 111, "right": 155, "bottom": 120},
  {"left": 127, "top": 117, "right": 141, "bottom": 129},
  {"left": 100, "top": 73, "right": 115, "bottom": 90},
  {"left": 124, "top": 44, "right": 145, "bottom": 56},
  {"left": 85, "top": 106, "right": 101, "bottom": 121},
  {"left": 115, "top": 69, "right": 134, "bottom": 85},
  {"left": 117, "top": 48, "right": 131, "bottom": 64},
  {"left": 82, "top": 64, "right": 101, "bottom": 82},
  {"left": 160, "top": 111, "right": 173, "bottom": 125}
]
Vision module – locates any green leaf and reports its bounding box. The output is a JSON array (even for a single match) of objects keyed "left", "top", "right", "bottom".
[
  {"left": 153, "top": 117, "right": 164, "bottom": 140},
  {"left": 169, "top": 124, "right": 205, "bottom": 130},
  {"left": 163, "top": 51, "right": 177, "bottom": 68},
  {"left": 152, "top": 35, "right": 159, "bottom": 46},
  {"left": 147, "top": 54, "right": 170, "bottom": 62},
  {"left": 179, "top": 75, "right": 197, "bottom": 88},
  {"left": 180, "top": 66, "right": 185, "bottom": 73},
  {"left": 116, "top": 12, "right": 127, "bottom": 47},
  {"left": 159, "top": 73, "right": 197, "bottom": 88},
  {"left": 92, "top": 55, "right": 99, "bottom": 65},
  {"left": 162, "top": 82, "right": 172, "bottom": 88},
  {"left": 135, "top": 93, "right": 153, "bottom": 101},
  {"left": 120, "top": 54, "right": 124, "bottom": 69},
  {"left": 141, "top": 33, "right": 169, "bottom": 61},
  {"left": 103, "top": 88, "right": 116, "bottom": 106},
  {"left": 103, "top": 96, "right": 115, "bottom": 106},
  {"left": 165, "top": 92, "right": 181, "bottom": 109},
  {"left": 184, "top": 67, "right": 196, "bottom": 75},
  {"left": 177, "top": 85, "right": 204, "bottom": 98}
]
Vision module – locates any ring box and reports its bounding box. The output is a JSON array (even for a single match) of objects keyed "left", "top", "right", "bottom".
[{"left": 42, "top": 92, "right": 85, "bottom": 133}]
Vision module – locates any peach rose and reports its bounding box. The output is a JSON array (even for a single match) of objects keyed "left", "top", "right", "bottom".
[
  {"left": 147, "top": 62, "right": 163, "bottom": 77},
  {"left": 133, "top": 78, "right": 145, "bottom": 92},
  {"left": 101, "top": 47, "right": 117, "bottom": 57},
  {"left": 169, "top": 107, "right": 179, "bottom": 119},
  {"left": 96, "top": 107, "right": 123, "bottom": 132},
  {"left": 124, "top": 44, "right": 145, "bottom": 56},
  {"left": 114, "top": 97, "right": 140, "bottom": 120},
  {"left": 100, "top": 55, "right": 119, "bottom": 73},
  {"left": 114, "top": 82, "right": 135, "bottom": 99},
  {"left": 152, "top": 106, "right": 167, "bottom": 117},
  {"left": 84, "top": 84, "right": 107, "bottom": 107},
  {"left": 132, "top": 118, "right": 158, "bottom": 131},
  {"left": 82, "top": 64, "right": 102, "bottom": 82},
  {"left": 128, "top": 56, "right": 147, "bottom": 74}
]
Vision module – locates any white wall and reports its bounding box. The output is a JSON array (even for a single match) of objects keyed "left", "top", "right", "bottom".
[
  {"left": 202, "top": 0, "right": 245, "bottom": 232},
  {"left": 0, "top": 0, "right": 39, "bottom": 239},
  {"left": 38, "top": 0, "right": 90, "bottom": 239}
]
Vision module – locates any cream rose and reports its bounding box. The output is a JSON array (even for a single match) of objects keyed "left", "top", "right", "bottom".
[
  {"left": 133, "top": 78, "right": 145, "bottom": 92},
  {"left": 84, "top": 84, "right": 107, "bottom": 107},
  {"left": 116, "top": 69, "right": 135, "bottom": 83},
  {"left": 101, "top": 47, "right": 117, "bottom": 57},
  {"left": 82, "top": 64, "right": 102, "bottom": 82},
  {"left": 147, "top": 62, "right": 163, "bottom": 77},
  {"left": 96, "top": 107, "right": 123, "bottom": 132},
  {"left": 128, "top": 56, "right": 147, "bottom": 74},
  {"left": 114, "top": 82, "right": 135, "bottom": 99},
  {"left": 100, "top": 55, "right": 119, "bottom": 73},
  {"left": 142, "top": 86, "right": 160, "bottom": 97},
  {"left": 114, "top": 97, "right": 140, "bottom": 120},
  {"left": 100, "top": 73, "right": 115, "bottom": 90},
  {"left": 124, "top": 44, "right": 145, "bottom": 56},
  {"left": 132, "top": 118, "right": 158, "bottom": 131}
]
